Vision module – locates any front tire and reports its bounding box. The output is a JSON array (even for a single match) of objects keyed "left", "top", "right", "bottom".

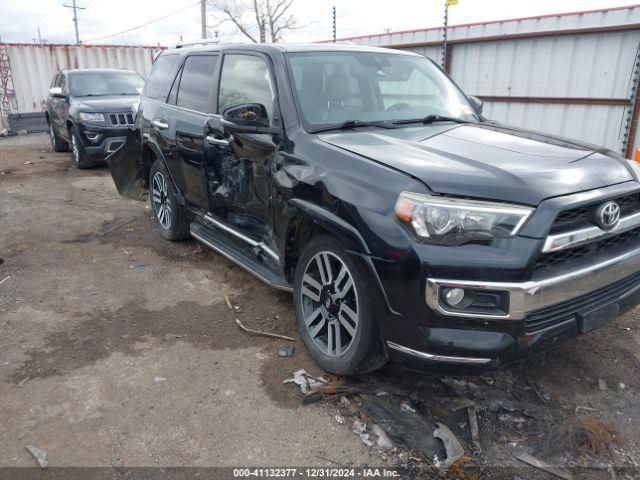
[
  {"left": 70, "top": 127, "right": 94, "bottom": 169},
  {"left": 293, "top": 234, "right": 387, "bottom": 375},
  {"left": 149, "top": 160, "right": 190, "bottom": 241},
  {"left": 49, "top": 122, "right": 69, "bottom": 152}
]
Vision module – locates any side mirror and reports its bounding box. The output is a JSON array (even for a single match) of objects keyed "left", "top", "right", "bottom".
[
  {"left": 221, "top": 103, "right": 279, "bottom": 134},
  {"left": 50, "top": 87, "right": 66, "bottom": 98},
  {"left": 468, "top": 95, "right": 484, "bottom": 114}
]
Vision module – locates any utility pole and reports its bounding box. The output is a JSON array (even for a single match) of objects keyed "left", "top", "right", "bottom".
[
  {"left": 441, "top": 0, "right": 458, "bottom": 69},
  {"left": 200, "top": 0, "right": 207, "bottom": 39},
  {"left": 260, "top": 14, "right": 266, "bottom": 42},
  {"left": 63, "top": 0, "right": 85, "bottom": 44},
  {"left": 332, "top": 6, "right": 336, "bottom": 42}
]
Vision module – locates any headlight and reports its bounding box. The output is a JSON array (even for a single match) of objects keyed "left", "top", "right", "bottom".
[
  {"left": 395, "top": 192, "right": 533, "bottom": 245},
  {"left": 78, "top": 112, "right": 105, "bottom": 122}
]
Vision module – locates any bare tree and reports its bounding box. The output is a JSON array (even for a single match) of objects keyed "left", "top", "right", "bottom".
[{"left": 207, "top": 0, "right": 297, "bottom": 43}]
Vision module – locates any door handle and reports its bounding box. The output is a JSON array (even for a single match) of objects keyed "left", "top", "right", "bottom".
[
  {"left": 153, "top": 120, "right": 169, "bottom": 130},
  {"left": 206, "top": 134, "right": 230, "bottom": 146}
]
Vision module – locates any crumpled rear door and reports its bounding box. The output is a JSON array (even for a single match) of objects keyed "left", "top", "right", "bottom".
[{"left": 105, "top": 129, "right": 147, "bottom": 201}]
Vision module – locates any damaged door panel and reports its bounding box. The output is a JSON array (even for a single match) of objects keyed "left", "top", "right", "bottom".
[{"left": 105, "top": 129, "right": 146, "bottom": 200}]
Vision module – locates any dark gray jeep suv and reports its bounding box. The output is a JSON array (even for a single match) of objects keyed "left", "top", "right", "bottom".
[
  {"left": 46, "top": 68, "right": 144, "bottom": 168},
  {"left": 107, "top": 42, "right": 640, "bottom": 375}
]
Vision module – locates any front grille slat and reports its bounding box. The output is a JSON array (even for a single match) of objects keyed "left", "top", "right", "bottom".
[
  {"left": 535, "top": 227, "right": 640, "bottom": 270},
  {"left": 108, "top": 112, "right": 134, "bottom": 126},
  {"left": 536, "top": 192, "right": 640, "bottom": 271},
  {"left": 549, "top": 192, "right": 640, "bottom": 234},
  {"left": 525, "top": 271, "right": 640, "bottom": 333}
]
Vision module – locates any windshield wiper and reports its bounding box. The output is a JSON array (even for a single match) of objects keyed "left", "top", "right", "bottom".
[
  {"left": 393, "top": 114, "right": 470, "bottom": 126},
  {"left": 309, "top": 120, "right": 395, "bottom": 134}
]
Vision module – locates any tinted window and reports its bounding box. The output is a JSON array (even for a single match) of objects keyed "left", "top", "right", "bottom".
[
  {"left": 145, "top": 54, "right": 179, "bottom": 99},
  {"left": 286, "top": 52, "right": 474, "bottom": 126},
  {"left": 176, "top": 55, "right": 218, "bottom": 112},
  {"left": 68, "top": 71, "right": 144, "bottom": 97},
  {"left": 218, "top": 55, "right": 276, "bottom": 124}
]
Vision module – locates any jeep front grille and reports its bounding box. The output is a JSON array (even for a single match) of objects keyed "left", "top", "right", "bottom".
[{"left": 108, "top": 112, "right": 134, "bottom": 126}]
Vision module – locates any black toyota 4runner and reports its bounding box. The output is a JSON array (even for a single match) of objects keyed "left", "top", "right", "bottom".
[
  {"left": 107, "top": 42, "right": 640, "bottom": 375},
  {"left": 46, "top": 68, "right": 144, "bottom": 168}
]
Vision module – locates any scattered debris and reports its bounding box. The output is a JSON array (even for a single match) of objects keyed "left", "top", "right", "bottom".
[
  {"left": 278, "top": 345, "right": 295, "bottom": 357},
  {"left": 334, "top": 414, "right": 345, "bottom": 425},
  {"left": 224, "top": 293, "right": 297, "bottom": 341},
  {"left": 433, "top": 422, "right": 464, "bottom": 469},
  {"left": 283, "top": 369, "right": 327, "bottom": 395},
  {"left": 372, "top": 424, "right": 394, "bottom": 450},
  {"left": 353, "top": 419, "right": 373, "bottom": 447},
  {"left": 0, "top": 276, "right": 10, "bottom": 286},
  {"left": 513, "top": 451, "right": 574, "bottom": 480},
  {"left": 18, "top": 376, "right": 30, "bottom": 387},
  {"left": 235, "top": 317, "right": 297, "bottom": 341},
  {"left": 129, "top": 263, "right": 146, "bottom": 270},
  {"left": 400, "top": 401, "right": 416, "bottom": 414},
  {"left": 18, "top": 130, "right": 28, "bottom": 136},
  {"left": 544, "top": 417, "right": 621, "bottom": 457},
  {"left": 446, "top": 397, "right": 474, "bottom": 412},
  {"left": 598, "top": 379, "right": 607, "bottom": 391},
  {"left": 467, "top": 405, "right": 481, "bottom": 453},
  {"left": 25, "top": 445, "right": 48, "bottom": 468},
  {"left": 153, "top": 377, "right": 167, "bottom": 383},
  {"left": 361, "top": 395, "right": 442, "bottom": 459},
  {"left": 616, "top": 382, "right": 627, "bottom": 392},
  {"left": 575, "top": 406, "right": 598, "bottom": 414}
]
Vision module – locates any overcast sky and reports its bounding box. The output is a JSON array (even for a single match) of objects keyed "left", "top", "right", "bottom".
[{"left": 0, "top": 0, "right": 637, "bottom": 46}]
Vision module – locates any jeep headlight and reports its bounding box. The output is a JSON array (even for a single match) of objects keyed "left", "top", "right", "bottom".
[
  {"left": 78, "top": 112, "right": 105, "bottom": 122},
  {"left": 395, "top": 192, "right": 533, "bottom": 245}
]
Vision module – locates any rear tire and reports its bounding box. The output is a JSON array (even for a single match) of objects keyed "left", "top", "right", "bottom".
[
  {"left": 149, "top": 160, "right": 190, "bottom": 241},
  {"left": 70, "top": 127, "right": 95, "bottom": 169},
  {"left": 293, "top": 234, "right": 387, "bottom": 375},
  {"left": 49, "top": 122, "right": 69, "bottom": 152}
]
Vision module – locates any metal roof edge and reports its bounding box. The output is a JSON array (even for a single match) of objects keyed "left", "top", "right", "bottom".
[{"left": 319, "top": 3, "right": 640, "bottom": 43}]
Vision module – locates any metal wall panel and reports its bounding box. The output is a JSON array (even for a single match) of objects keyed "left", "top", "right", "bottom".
[
  {"left": 341, "top": 5, "right": 640, "bottom": 47},
  {"left": 482, "top": 101, "right": 626, "bottom": 150},
  {"left": 450, "top": 31, "right": 640, "bottom": 99},
  {"left": 344, "top": 5, "right": 640, "bottom": 154},
  {"left": 2, "top": 43, "right": 163, "bottom": 115}
]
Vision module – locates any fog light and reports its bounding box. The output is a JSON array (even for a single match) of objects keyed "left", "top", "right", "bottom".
[{"left": 444, "top": 287, "right": 465, "bottom": 306}]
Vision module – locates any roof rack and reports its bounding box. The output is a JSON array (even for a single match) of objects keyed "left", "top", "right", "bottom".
[{"left": 175, "top": 39, "right": 221, "bottom": 49}]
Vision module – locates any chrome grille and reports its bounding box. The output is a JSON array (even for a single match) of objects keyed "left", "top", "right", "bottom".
[
  {"left": 108, "top": 112, "right": 134, "bottom": 126},
  {"left": 550, "top": 192, "right": 640, "bottom": 234}
]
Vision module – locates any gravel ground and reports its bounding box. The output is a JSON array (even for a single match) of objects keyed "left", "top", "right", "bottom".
[{"left": 1, "top": 133, "right": 640, "bottom": 478}]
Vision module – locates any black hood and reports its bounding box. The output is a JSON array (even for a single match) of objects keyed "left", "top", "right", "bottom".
[
  {"left": 319, "top": 123, "right": 634, "bottom": 205},
  {"left": 71, "top": 94, "right": 139, "bottom": 112}
]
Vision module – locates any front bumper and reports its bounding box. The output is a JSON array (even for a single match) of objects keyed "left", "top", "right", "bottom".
[
  {"left": 381, "top": 245, "right": 640, "bottom": 372},
  {"left": 76, "top": 122, "right": 129, "bottom": 160}
]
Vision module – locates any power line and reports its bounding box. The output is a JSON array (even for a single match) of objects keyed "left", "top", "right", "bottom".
[
  {"left": 63, "top": 0, "right": 85, "bottom": 44},
  {"left": 85, "top": 1, "right": 200, "bottom": 43}
]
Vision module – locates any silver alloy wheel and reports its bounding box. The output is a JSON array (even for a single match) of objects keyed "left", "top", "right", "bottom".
[
  {"left": 152, "top": 171, "right": 172, "bottom": 230},
  {"left": 71, "top": 132, "right": 79, "bottom": 165},
  {"left": 300, "top": 251, "right": 359, "bottom": 357}
]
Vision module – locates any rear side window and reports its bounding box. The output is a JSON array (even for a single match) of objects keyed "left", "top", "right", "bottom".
[
  {"left": 176, "top": 55, "right": 218, "bottom": 112},
  {"left": 145, "top": 54, "right": 179, "bottom": 99}
]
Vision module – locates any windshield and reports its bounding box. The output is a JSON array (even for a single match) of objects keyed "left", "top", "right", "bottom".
[
  {"left": 285, "top": 51, "right": 476, "bottom": 128},
  {"left": 68, "top": 71, "right": 145, "bottom": 97}
]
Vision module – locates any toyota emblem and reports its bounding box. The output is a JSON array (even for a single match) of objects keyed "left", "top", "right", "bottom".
[{"left": 596, "top": 201, "right": 621, "bottom": 229}]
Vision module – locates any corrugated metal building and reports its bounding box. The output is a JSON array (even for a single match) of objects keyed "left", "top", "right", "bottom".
[
  {"left": 0, "top": 43, "right": 163, "bottom": 131},
  {"left": 332, "top": 4, "right": 640, "bottom": 158}
]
